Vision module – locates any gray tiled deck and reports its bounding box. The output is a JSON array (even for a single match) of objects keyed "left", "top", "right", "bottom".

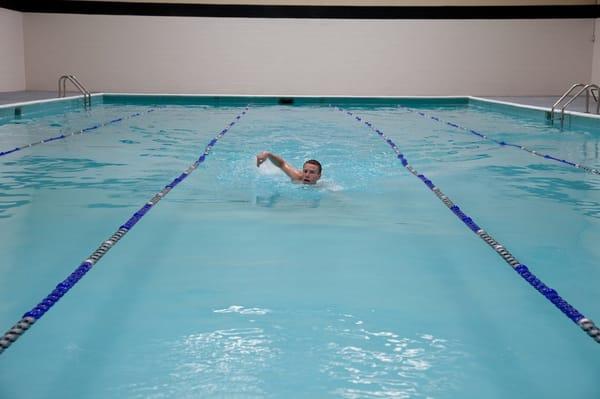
[
  {"left": 0, "top": 91, "right": 80, "bottom": 106},
  {"left": 486, "top": 96, "right": 593, "bottom": 114}
]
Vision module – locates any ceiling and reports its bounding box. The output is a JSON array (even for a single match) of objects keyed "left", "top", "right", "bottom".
[{"left": 71, "top": 0, "right": 599, "bottom": 5}]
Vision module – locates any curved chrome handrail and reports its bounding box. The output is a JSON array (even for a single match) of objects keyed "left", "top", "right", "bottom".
[
  {"left": 58, "top": 75, "right": 91, "bottom": 108},
  {"left": 558, "top": 83, "right": 600, "bottom": 128},
  {"left": 550, "top": 83, "right": 584, "bottom": 123}
]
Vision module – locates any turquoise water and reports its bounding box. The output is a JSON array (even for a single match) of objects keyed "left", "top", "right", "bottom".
[{"left": 0, "top": 100, "right": 599, "bottom": 398}]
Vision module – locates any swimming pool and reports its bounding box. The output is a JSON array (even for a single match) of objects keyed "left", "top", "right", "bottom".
[{"left": 0, "top": 95, "right": 598, "bottom": 398}]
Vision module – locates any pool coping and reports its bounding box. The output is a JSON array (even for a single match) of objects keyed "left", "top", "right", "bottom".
[{"left": 0, "top": 93, "right": 103, "bottom": 110}]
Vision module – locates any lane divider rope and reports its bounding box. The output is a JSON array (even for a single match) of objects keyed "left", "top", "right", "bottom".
[
  {"left": 402, "top": 106, "right": 599, "bottom": 176},
  {"left": 0, "top": 107, "right": 249, "bottom": 355},
  {"left": 0, "top": 108, "right": 156, "bottom": 158},
  {"left": 334, "top": 105, "right": 600, "bottom": 344}
]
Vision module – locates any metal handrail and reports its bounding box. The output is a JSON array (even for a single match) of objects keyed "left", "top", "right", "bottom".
[
  {"left": 550, "top": 83, "right": 585, "bottom": 123},
  {"left": 583, "top": 84, "right": 600, "bottom": 114},
  {"left": 590, "top": 87, "right": 598, "bottom": 103},
  {"left": 58, "top": 75, "right": 91, "bottom": 108},
  {"left": 558, "top": 83, "right": 600, "bottom": 128}
]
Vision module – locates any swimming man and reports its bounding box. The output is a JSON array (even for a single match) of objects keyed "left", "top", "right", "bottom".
[{"left": 256, "top": 151, "right": 322, "bottom": 185}]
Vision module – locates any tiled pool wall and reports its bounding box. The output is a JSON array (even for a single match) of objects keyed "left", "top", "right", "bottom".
[
  {"left": 101, "top": 94, "right": 470, "bottom": 108},
  {"left": 0, "top": 94, "right": 598, "bottom": 133}
]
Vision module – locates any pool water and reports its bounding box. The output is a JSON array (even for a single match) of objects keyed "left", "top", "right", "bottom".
[{"left": 0, "top": 100, "right": 598, "bottom": 398}]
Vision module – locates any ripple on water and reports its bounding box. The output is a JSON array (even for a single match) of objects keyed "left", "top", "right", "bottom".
[
  {"left": 320, "top": 313, "right": 466, "bottom": 399},
  {"left": 115, "top": 327, "right": 279, "bottom": 399},
  {"left": 213, "top": 305, "right": 272, "bottom": 316}
]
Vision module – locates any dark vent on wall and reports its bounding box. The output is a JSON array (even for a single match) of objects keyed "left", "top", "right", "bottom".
[{"left": 278, "top": 98, "right": 294, "bottom": 105}]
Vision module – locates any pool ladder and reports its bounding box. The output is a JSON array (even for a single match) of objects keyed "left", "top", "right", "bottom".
[
  {"left": 550, "top": 83, "right": 599, "bottom": 128},
  {"left": 58, "top": 75, "right": 92, "bottom": 109}
]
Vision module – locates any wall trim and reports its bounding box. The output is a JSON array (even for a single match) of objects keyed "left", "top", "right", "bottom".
[{"left": 1, "top": 1, "right": 599, "bottom": 19}]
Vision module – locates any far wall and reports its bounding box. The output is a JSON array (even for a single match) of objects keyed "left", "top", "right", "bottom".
[
  {"left": 14, "top": 12, "right": 600, "bottom": 96},
  {"left": 593, "top": 18, "right": 600, "bottom": 83},
  {"left": 0, "top": 8, "right": 25, "bottom": 92}
]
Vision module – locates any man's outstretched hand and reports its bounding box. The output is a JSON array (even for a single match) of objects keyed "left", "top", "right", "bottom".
[{"left": 256, "top": 151, "right": 269, "bottom": 167}]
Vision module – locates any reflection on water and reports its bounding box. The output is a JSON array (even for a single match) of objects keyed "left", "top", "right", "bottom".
[
  {"left": 118, "top": 329, "right": 277, "bottom": 399},
  {"left": 320, "top": 312, "right": 464, "bottom": 399},
  {"left": 167, "top": 328, "right": 277, "bottom": 397},
  {"left": 486, "top": 164, "right": 600, "bottom": 218},
  {"left": 112, "top": 308, "right": 464, "bottom": 399},
  {"left": 0, "top": 156, "right": 122, "bottom": 217},
  {"left": 254, "top": 192, "right": 321, "bottom": 209},
  {"left": 214, "top": 305, "right": 272, "bottom": 315},
  {"left": 120, "top": 329, "right": 279, "bottom": 398},
  {"left": 0, "top": 155, "right": 173, "bottom": 217},
  {"left": 0, "top": 191, "right": 29, "bottom": 219}
]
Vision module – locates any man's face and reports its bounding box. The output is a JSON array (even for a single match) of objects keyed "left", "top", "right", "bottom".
[{"left": 302, "top": 163, "right": 321, "bottom": 184}]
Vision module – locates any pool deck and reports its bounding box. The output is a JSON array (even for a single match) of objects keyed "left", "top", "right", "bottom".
[
  {"left": 0, "top": 91, "right": 79, "bottom": 105},
  {"left": 486, "top": 96, "right": 592, "bottom": 113},
  {"left": 0, "top": 91, "right": 594, "bottom": 113}
]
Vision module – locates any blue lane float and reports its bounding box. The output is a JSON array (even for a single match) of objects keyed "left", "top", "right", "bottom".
[
  {"left": 334, "top": 106, "right": 600, "bottom": 345},
  {"left": 406, "top": 107, "right": 600, "bottom": 176},
  {"left": 0, "top": 107, "right": 249, "bottom": 355},
  {"left": 0, "top": 108, "right": 156, "bottom": 158}
]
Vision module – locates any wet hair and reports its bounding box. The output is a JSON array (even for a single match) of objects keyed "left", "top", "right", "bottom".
[{"left": 304, "top": 159, "right": 322, "bottom": 174}]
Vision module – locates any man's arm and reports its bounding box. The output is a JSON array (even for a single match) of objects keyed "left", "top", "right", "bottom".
[{"left": 256, "top": 151, "right": 302, "bottom": 181}]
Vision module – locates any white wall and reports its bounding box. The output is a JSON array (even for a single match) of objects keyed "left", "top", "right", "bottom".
[
  {"left": 592, "top": 18, "right": 600, "bottom": 83},
  {"left": 0, "top": 7, "right": 26, "bottom": 92},
  {"left": 22, "top": 13, "right": 596, "bottom": 96}
]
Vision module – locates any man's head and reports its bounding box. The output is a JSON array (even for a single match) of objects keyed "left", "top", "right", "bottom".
[{"left": 302, "top": 159, "right": 322, "bottom": 184}]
